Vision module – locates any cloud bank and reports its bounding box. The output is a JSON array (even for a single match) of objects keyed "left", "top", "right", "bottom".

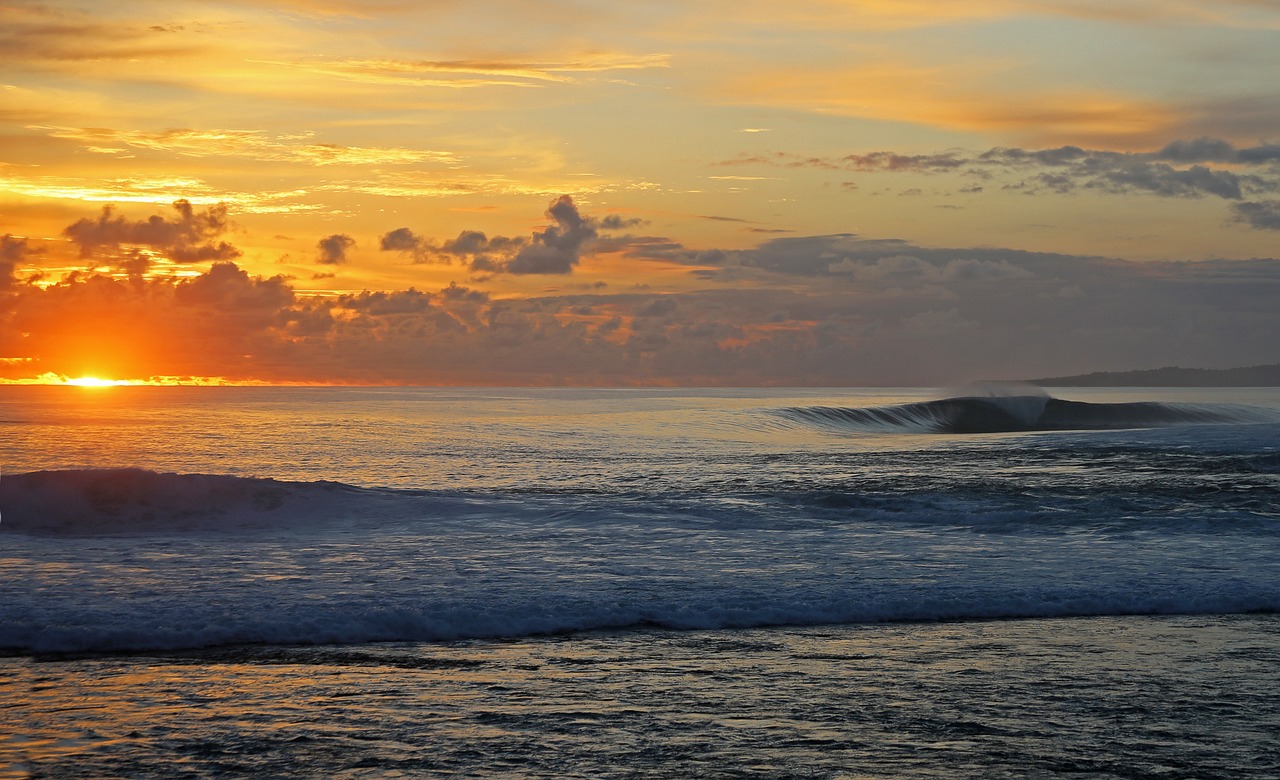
[
  {"left": 62, "top": 200, "right": 242, "bottom": 268},
  {"left": 6, "top": 202, "right": 1279, "bottom": 385}
]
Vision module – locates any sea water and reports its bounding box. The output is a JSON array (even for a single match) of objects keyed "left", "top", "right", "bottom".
[{"left": 2, "top": 386, "right": 1279, "bottom": 777}]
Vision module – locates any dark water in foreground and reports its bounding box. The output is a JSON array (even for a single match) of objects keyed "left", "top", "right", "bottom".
[
  {"left": 2, "top": 386, "right": 1279, "bottom": 776},
  {"left": 5, "top": 616, "right": 1279, "bottom": 779}
]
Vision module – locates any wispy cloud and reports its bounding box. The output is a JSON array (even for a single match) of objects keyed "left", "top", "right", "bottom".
[
  {"left": 0, "top": 173, "right": 318, "bottom": 213},
  {"left": 253, "top": 52, "right": 670, "bottom": 89},
  {"left": 35, "top": 126, "right": 457, "bottom": 166},
  {"left": 717, "top": 138, "right": 1280, "bottom": 229}
]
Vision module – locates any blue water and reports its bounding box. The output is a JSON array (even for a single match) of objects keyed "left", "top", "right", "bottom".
[
  {"left": 3, "top": 386, "right": 1278, "bottom": 653},
  {"left": 3, "top": 386, "right": 1279, "bottom": 778}
]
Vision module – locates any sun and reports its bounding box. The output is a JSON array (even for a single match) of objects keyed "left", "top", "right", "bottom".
[{"left": 63, "top": 376, "right": 134, "bottom": 387}]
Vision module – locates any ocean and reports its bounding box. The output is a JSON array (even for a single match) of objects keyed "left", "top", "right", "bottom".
[{"left": 3, "top": 386, "right": 1279, "bottom": 778}]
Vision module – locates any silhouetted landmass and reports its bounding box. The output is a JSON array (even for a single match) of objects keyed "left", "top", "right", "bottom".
[{"left": 1028, "top": 364, "right": 1280, "bottom": 387}]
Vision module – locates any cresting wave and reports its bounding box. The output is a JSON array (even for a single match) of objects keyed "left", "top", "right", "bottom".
[
  {"left": 778, "top": 395, "right": 1279, "bottom": 434},
  {"left": 0, "top": 468, "right": 371, "bottom": 534},
  {"left": 4, "top": 466, "right": 1279, "bottom": 654}
]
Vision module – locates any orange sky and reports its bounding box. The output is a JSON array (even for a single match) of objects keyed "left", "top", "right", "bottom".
[{"left": 3, "top": 1, "right": 1279, "bottom": 385}]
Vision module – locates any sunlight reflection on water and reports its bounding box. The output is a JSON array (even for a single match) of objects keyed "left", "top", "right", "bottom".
[{"left": 4, "top": 615, "right": 1279, "bottom": 779}]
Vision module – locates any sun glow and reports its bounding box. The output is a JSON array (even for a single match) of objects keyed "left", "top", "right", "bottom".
[
  {"left": 63, "top": 376, "right": 136, "bottom": 387},
  {"left": 0, "top": 373, "right": 280, "bottom": 387}
]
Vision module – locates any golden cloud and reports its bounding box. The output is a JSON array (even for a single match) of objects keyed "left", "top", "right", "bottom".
[{"left": 723, "top": 61, "right": 1181, "bottom": 146}]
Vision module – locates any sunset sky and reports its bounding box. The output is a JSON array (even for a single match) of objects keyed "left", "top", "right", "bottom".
[{"left": 2, "top": 0, "right": 1279, "bottom": 385}]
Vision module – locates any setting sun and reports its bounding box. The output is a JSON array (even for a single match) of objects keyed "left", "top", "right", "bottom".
[{"left": 63, "top": 376, "right": 132, "bottom": 387}]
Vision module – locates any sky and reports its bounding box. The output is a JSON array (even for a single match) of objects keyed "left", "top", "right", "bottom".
[{"left": 2, "top": 0, "right": 1279, "bottom": 385}]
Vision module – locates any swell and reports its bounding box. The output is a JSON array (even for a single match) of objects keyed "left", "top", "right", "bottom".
[
  {"left": 5, "top": 570, "right": 1277, "bottom": 655},
  {"left": 778, "top": 396, "right": 1278, "bottom": 434},
  {"left": 4, "top": 457, "right": 1278, "bottom": 536},
  {"left": 0, "top": 468, "right": 371, "bottom": 535}
]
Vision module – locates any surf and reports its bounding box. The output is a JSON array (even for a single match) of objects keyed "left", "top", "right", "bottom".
[{"left": 777, "top": 393, "right": 1278, "bottom": 434}]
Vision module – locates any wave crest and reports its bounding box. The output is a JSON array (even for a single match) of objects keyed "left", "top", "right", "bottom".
[
  {"left": 0, "top": 468, "right": 360, "bottom": 534},
  {"left": 778, "top": 396, "right": 1277, "bottom": 434}
]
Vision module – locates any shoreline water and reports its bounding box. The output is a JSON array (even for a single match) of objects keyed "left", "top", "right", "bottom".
[{"left": 5, "top": 614, "right": 1279, "bottom": 778}]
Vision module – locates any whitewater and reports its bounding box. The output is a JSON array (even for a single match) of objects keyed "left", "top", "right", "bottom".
[{"left": 3, "top": 386, "right": 1279, "bottom": 778}]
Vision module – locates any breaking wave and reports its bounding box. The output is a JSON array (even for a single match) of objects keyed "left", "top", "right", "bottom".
[
  {"left": 778, "top": 395, "right": 1279, "bottom": 434},
  {"left": 0, "top": 468, "right": 376, "bottom": 534},
  {"left": 3, "top": 464, "right": 1279, "bottom": 654}
]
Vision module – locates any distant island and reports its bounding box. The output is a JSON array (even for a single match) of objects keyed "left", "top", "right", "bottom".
[{"left": 1027, "top": 364, "right": 1280, "bottom": 387}]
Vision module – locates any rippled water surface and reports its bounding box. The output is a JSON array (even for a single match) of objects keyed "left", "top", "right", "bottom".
[
  {"left": 3, "top": 386, "right": 1279, "bottom": 776},
  {"left": 5, "top": 616, "right": 1280, "bottom": 779}
]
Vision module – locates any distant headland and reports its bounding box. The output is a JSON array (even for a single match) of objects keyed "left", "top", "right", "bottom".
[{"left": 1026, "top": 364, "right": 1280, "bottom": 387}]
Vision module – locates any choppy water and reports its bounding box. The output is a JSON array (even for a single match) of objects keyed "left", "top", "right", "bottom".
[{"left": 3, "top": 386, "right": 1280, "bottom": 777}]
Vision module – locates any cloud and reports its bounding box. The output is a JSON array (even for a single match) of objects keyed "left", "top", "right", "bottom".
[
  {"left": 2, "top": 251, "right": 1277, "bottom": 386},
  {"left": 1089, "top": 162, "right": 1245, "bottom": 199},
  {"left": 839, "top": 151, "right": 970, "bottom": 173},
  {"left": 1157, "top": 137, "right": 1280, "bottom": 164},
  {"left": 10, "top": 203, "right": 1280, "bottom": 386},
  {"left": 316, "top": 234, "right": 356, "bottom": 265},
  {"left": 977, "top": 141, "right": 1280, "bottom": 200},
  {"left": 263, "top": 52, "right": 671, "bottom": 89},
  {"left": 1231, "top": 201, "right": 1280, "bottom": 231},
  {"left": 731, "top": 139, "right": 1280, "bottom": 201},
  {"left": 599, "top": 214, "right": 649, "bottom": 230},
  {"left": 379, "top": 227, "right": 423, "bottom": 253},
  {"left": 379, "top": 225, "right": 525, "bottom": 266},
  {"left": 39, "top": 126, "right": 454, "bottom": 167},
  {"left": 506, "top": 195, "right": 598, "bottom": 274},
  {"left": 0, "top": 10, "right": 202, "bottom": 67},
  {"left": 61, "top": 200, "right": 241, "bottom": 264},
  {"left": 380, "top": 195, "right": 598, "bottom": 274},
  {"left": 722, "top": 60, "right": 1182, "bottom": 146},
  {"left": 1, "top": 234, "right": 35, "bottom": 288},
  {"left": 175, "top": 261, "right": 294, "bottom": 314},
  {"left": 725, "top": 138, "right": 1280, "bottom": 229}
]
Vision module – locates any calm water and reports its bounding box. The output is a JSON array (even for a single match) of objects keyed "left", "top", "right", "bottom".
[{"left": 3, "top": 386, "right": 1279, "bottom": 777}]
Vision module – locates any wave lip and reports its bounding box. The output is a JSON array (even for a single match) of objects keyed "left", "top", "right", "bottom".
[{"left": 779, "top": 396, "right": 1278, "bottom": 434}]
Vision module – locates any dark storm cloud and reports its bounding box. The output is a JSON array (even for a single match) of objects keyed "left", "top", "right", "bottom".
[
  {"left": 62, "top": 200, "right": 241, "bottom": 264},
  {"left": 316, "top": 233, "right": 355, "bottom": 265}
]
